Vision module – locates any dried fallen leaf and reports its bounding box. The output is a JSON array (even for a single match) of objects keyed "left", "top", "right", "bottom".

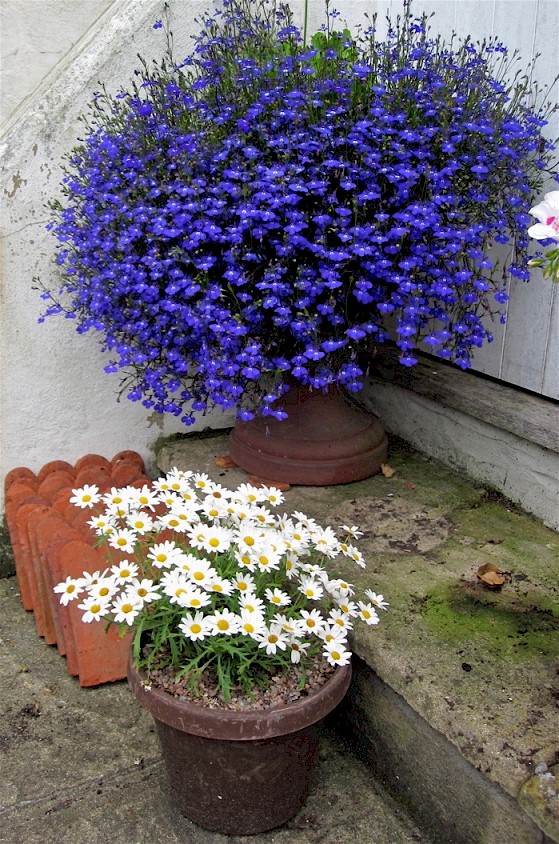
[
  {"left": 476, "top": 562, "right": 507, "bottom": 589},
  {"left": 381, "top": 463, "right": 396, "bottom": 478},
  {"left": 214, "top": 454, "right": 237, "bottom": 469},
  {"left": 248, "top": 475, "right": 291, "bottom": 492}
]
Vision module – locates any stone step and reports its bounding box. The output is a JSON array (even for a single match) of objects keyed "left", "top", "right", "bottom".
[{"left": 156, "top": 432, "right": 559, "bottom": 844}]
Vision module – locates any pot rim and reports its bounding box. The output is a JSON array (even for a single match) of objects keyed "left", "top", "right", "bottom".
[{"left": 127, "top": 653, "right": 351, "bottom": 741}]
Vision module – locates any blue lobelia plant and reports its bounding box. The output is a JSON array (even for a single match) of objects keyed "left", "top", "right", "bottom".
[{"left": 39, "top": 0, "right": 558, "bottom": 424}]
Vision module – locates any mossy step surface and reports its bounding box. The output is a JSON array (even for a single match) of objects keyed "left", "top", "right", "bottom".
[{"left": 158, "top": 432, "right": 559, "bottom": 840}]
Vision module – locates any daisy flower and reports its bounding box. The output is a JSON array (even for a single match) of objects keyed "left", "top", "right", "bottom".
[
  {"left": 339, "top": 524, "right": 364, "bottom": 539},
  {"left": 321, "top": 623, "right": 348, "bottom": 645},
  {"left": 261, "top": 486, "right": 285, "bottom": 507},
  {"left": 54, "top": 576, "right": 83, "bottom": 605},
  {"left": 239, "top": 593, "right": 265, "bottom": 615},
  {"left": 235, "top": 524, "right": 266, "bottom": 551},
  {"left": 160, "top": 571, "right": 191, "bottom": 605},
  {"left": 159, "top": 503, "right": 197, "bottom": 533},
  {"left": 78, "top": 595, "right": 111, "bottom": 623},
  {"left": 255, "top": 624, "right": 288, "bottom": 655},
  {"left": 253, "top": 545, "right": 281, "bottom": 572},
  {"left": 323, "top": 639, "right": 352, "bottom": 667},
  {"left": 86, "top": 578, "right": 119, "bottom": 602},
  {"left": 289, "top": 639, "right": 310, "bottom": 664},
  {"left": 192, "top": 472, "right": 213, "bottom": 492},
  {"left": 111, "top": 594, "right": 142, "bottom": 625},
  {"left": 208, "top": 576, "right": 235, "bottom": 596},
  {"left": 126, "top": 511, "right": 155, "bottom": 535},
  {"left": 291, "top": 511, "right": 318, "bottom": 530},
  {"left": 264, "top": 587, "right": 291, "bottom": 608},
  {"left": 179, "top": 586, "right": 212, "bottom": 610},
  {"left": 233, "top": 573, "right": 256, "bottom": 593},
  {"left": 326, "top": 578, "right": 354, "bottom": 597},
  {"left": 310, "top": 525, "right": 340, "bottom": 557},
  {"left": 108, "top": 528, "right": 138, "bottom": 554},
  {"left": 343, "top": 544, "right": 366, "bottom": 568},
  {"left": 127, "top": 578, "right": 160, "bottom": 605},
  {"left": 69, "top": 485, "right": 101, "bottom": 509},
  {"left": 298, "top": 575, "right": 324, "bottom": 601},
  {"left": 357, "top": 601, "right": 381, "bottom": 626},
  {"left": 102, "top": 487, "right": 128, "bottom": 508},
  {"left": 238, "top": 609, "right": 266, "bottom": 637},
  {"left": 87, "top": 514, "right": 116, "bottom": 536},
  {"left": 207, "top": 608, "right": 241, "bottom": 635},
  {"left": 110, "top": 560, "right": 139, "bottom": 583},
  {"left": 300, "top": 608, "right": 327, "bottom": 636},
  {"left": 201, "top": 497, "right": 229, "bottom": 521},
  {"left": 334, "top": 598, "right": 358, "bottom": 617},
  {"left": 179, "top": 611, "right": 210, "bottom": 642},
  {"left": 186, "top": 558, "right": 217, "bottom": 589},
  {"left": 328, "top": 608, "right": 354, "bottom": 632},
  {"left": 187, "top": 523, "right": 233, "bottom": 554},
  {"left": 127, "top": 484, "right": 159, "bottom": 511},
  {"left": 147, "top": 540, "right": 184, "bottom": 569},
  {"left": 234, "top": 483, "right": 266, "bottom": 505},
  {"left": 364, "top": 590, "right": 389, "bottom": 610}
]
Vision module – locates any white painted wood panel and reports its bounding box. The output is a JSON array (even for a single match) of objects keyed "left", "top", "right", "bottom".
[{"left": 367, "top": 0, "right": 559, "bottom": 398}]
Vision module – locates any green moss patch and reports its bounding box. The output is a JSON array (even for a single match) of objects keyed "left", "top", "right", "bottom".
[{"left": 421, "top": 580, "right": 559, "bottom": 662}]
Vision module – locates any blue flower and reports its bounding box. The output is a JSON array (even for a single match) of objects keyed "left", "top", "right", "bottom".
[{"left": 39, "top": 0, "right": 557, "bottom": 424}]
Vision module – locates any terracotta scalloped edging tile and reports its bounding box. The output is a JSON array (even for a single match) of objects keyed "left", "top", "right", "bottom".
[
  {"left": 4, "top": 451, "right": 147, "bottom": 685},
  {"left": 12, "top": 497, "right": 47, "bottom": 611}
]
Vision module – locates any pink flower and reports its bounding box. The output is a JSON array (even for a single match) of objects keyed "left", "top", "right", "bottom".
[{"left": 528, "top": 190, "right": 559, "bottom": 242}]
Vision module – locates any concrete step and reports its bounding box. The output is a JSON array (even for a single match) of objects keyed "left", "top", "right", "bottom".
[{"left": 156, "top": 432, "right": 559, "bottom": 844}]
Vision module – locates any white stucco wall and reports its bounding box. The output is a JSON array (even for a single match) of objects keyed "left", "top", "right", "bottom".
[
  {"left": 0, "top": 0, "right": 236, "bottom": 510},
  {"left": 1, "top": 0, "right": 115, "bottom": 125}
]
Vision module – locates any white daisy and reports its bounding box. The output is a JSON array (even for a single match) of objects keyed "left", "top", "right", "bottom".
[
  {"left": 289, "top": 639, "right": 310, "bottom": 664},
  {"left": 126, "top": 511, "right": 155, "bottom": 535},
  {"left": 78, "top": 595, "right": 111, "bottom": 623},
  {"left": 110, "top": 560, "right": 139, "bottom": 583},
  {"left": 233, "top": 573, "right": 256, "bottom": 593},
  {"left": 255, "top": 624, "right": 288, "bottom": 655},
  {"left": 264, "top": 587, "right": 291, "bottom": 607},
  {"left": 69, "top": 485, "right": 101, "bottom": 509},
  {"left": 364, "top": 590, "right": 389, "bottom": 610},
  {"left": 238, "top": 609, "right": 266, "bottom": 637},
  {"left": 323, "top": 639, "right": 352, "bottom": 666},
  {"left": 206, "top": 608, "right": 241, "bottom": 635},
  {"left": 127, "top": 484, "right": 159, "bottom": 511},
  {"left": 108, "top": 528, "right": 138, "bottom": 554},
  {"left": 357, "top": 601, "right": 381, "bottom": 626},
  {"left": 187, "top": 524, "right": 233, "bottom": 554},
  {"left": 111, "top": 594, "right": 142, "bottom": 625},
  {"left": 147, "top": 540, "right": 184, "bottom": 569},
  {"left": 298, "top": 575, "right": 324, "bottom": 601},
  {"left": 300, "top": 608, "right": 327, "bottom": 636},
  {"left": 179, "top": 611, "right": 210, "bottom": 642},
  {"left": 127, "top": 578, "right": 160, "bottom": 605},
  {"left": 54, "top": 576, "right": 83, "bottom": 605}
]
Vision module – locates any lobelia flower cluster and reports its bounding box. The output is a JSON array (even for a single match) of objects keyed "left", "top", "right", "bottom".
[
  {"left": 39, "top": 0, "right": 558, "bottom": 423},
  {"left": 55, "top": 469, "right": 387, "bottom": 699}
]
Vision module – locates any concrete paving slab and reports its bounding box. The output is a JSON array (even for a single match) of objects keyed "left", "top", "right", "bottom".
[{"left": 0, "top": 576, "right": 428, "bottom": 844}]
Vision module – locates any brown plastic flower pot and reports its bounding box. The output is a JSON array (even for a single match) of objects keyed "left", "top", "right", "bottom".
[
  {"left": 128, "top": 657, "right": 352, "bottom": 835},
  {"left": 229, "top": 384, "right": 388, "bottom": 486}
]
